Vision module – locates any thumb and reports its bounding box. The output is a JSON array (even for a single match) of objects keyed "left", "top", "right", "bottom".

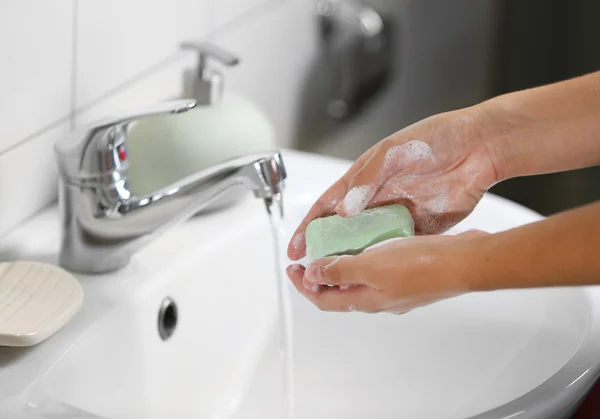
[
  {"left": 334, "top": 149, "right": 386, "bottom": 218},
  {"left": 304, "top": 255, "right": 369, "bottom": 287},
  {"left": 458, "top": 228, "right": 490, "bottom": 238}
]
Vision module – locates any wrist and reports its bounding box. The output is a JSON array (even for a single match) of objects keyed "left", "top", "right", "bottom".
[
  {"left": 462, "top": 234, "right": 496, "bottom": 293},
  {"left": 441, "top": 233, "right": 496, "bottom": 294},
  {"left": 470, "top": 72, "right": 600, "bottom": 182},
  {"left": 448, "top": 229, "right": 523, "bottom": 294},
  {"left": 468, "top": 97, "right": 530, "bottom": 183}
]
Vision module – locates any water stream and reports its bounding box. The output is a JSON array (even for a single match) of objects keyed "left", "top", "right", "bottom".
[{"left": 264, "top": 193, "right": 295, "bottom": 419}]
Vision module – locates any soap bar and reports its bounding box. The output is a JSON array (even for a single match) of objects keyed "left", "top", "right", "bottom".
[{"left": 305, "top": 204, "right": 415, "bottom": 262}]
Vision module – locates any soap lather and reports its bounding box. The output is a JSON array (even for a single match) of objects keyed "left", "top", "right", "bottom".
[
  {"left": 125, "top": 42, "right": 276, "bottom": 210},
  {"left": 305, "top": 204, "right": 415, "bottom": 262}
]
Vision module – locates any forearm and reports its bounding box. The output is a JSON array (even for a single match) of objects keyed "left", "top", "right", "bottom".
[
  {"left": 476, "top": 70, "right": 600, "bottom": 181},
  {"left": 468, "top": 201, "right": 600, "bottom": 292}
]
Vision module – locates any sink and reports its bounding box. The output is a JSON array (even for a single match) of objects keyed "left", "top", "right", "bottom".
[{"left": 1, "top": 150, "right": 600, "bottom": 419}]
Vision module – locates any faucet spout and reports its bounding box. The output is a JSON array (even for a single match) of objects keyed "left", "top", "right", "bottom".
[{"left": 58, "top": 151, "right": 286, "bottom": 274}]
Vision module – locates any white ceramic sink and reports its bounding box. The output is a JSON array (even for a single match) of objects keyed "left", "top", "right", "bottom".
[{"left": 1, "top": 150, "right": 600, "bottom": 419}]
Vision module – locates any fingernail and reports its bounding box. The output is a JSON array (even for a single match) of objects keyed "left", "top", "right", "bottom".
[
  {"left": 291, "top": 232, "right": 305, "bottom": 251},
  {"left": 286, "top": 264, "right": 304, "bottom": 280},
  {"left": 289, "top": 264, "right": 303, "bottom": 273},
  {"left": 304, "top": 264, "right": 323, "bottom": 283}
]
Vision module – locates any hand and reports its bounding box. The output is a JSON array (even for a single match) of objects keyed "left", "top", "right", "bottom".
[
  {"left": 286, "top": 229, "right": 488, "bottom": 314},
  {"left": 287, "top": 108, "right": 499, "bottom": 261}
]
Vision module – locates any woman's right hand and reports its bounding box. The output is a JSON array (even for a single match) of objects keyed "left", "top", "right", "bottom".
[{"left": 288, "top": 106, "right": 501, "bottom": 262}]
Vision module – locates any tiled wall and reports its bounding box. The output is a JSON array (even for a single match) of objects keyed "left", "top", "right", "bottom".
[{"left": 0, "top": 0, "right": 316, "bottom": 236}]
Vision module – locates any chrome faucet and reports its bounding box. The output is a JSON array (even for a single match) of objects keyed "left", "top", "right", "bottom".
[{"left": 54, "top": 99, "right": 286, "bottom": 274}]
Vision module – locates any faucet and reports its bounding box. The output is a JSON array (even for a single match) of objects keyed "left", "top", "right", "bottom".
[{"left": 53, "top": 99, "right": 287, "bottom": 274}]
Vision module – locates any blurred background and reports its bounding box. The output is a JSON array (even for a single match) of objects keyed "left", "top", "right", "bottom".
[
  {"left": 2, "top": 0, "right": 600, "bottom": 237},
  {"left": 295, "top": 0, "right": 600, "bottom": 216},
  {"left": 488, "top": 0, "right": 600, "bottom": 215},
  {"left": 492, "top": 0, "right": 600, "bottom": 97}
]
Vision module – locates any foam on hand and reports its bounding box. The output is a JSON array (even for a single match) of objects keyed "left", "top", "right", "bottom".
[
  {"left": 384, "top": 140, "right": 435, "bottom": 168},
  {"left": 342, "top": 185, "right": 374, "bottom": 216},
  {"left": 305, "top": 204, "right": 415, "bottom": 262}
]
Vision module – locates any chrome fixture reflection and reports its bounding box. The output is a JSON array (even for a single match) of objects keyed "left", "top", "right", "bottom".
[{"left": 54, "top": 99, "right": 286, "bottom": 274}]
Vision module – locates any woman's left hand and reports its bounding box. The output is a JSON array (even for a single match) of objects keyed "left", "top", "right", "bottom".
[{"left": 286, "top": 229, "right": 488, "bottom": 314}]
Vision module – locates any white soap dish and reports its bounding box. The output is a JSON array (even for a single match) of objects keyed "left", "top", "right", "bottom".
[{"left": 0, "top": 261, "right": 83, "bottom": 347}]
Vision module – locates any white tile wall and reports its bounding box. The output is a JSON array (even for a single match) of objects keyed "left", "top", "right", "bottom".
[
  {"left": 0, "top": 122, "right": 69, "bottom": 235},
  {"left": 0, "top": 0, "right": 73, "bottom": 151},
  {"left": 75, "top": 0, "right": 213, "bottom": 109},
  {"left": 0, "top": 0, "right": 304, "bottom": 237},
  {"left": 215, "top": 0, "right": 268, "bottom": 28}
]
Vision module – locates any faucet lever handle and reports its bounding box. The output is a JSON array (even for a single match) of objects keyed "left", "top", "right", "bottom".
[
  {"left": 180, "top": 41, "right": 240, "bottom": 68},
  {"left": 54, "top": 99, "right": 197, "bottom": 183},
  {"left": 89, "top": 99, "right": 197, "bottom": 132}
]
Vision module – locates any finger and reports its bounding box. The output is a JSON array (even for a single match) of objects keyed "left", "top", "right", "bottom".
[
  {"left": 287, "top": 147, "right": 377, "bottom": 260},
  {"left": 303, "top": 255, "right": 376, "bottom": 288},
  {"left": 288, "top": 266, "right": 382, "bottom": 313},
  {"left": 363, "top": 237, "right": 410, "bottom": 253},
  {"left": 306, "top": 285, "right": 382, "bottom": 313},
  {"left": 287, "top": 264, "right": 319, "bottom": 292},
  {"left": 334, "top": 141, "right": 392, "bottom": 217}
]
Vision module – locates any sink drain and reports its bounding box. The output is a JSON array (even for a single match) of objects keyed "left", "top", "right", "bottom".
[{"left": 158, "top": 297, "right": 178, "bottom": 341}]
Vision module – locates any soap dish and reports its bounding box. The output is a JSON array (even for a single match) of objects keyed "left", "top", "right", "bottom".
[{"left": 0, "top": 261, "right": 83, "bottom": 347}]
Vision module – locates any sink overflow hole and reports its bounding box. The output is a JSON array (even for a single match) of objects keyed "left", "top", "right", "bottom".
[{"left": 158, "top": 297, "right": 178, "bottom": 341}]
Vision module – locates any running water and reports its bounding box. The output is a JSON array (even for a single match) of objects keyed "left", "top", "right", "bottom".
[{"left": 264, "top": 193, "right": 295, "bottom": 419}]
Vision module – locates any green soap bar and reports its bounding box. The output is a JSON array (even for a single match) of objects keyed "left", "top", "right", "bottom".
[{"left": 305, "top": 204, "right": 415, "bottom": 262}]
